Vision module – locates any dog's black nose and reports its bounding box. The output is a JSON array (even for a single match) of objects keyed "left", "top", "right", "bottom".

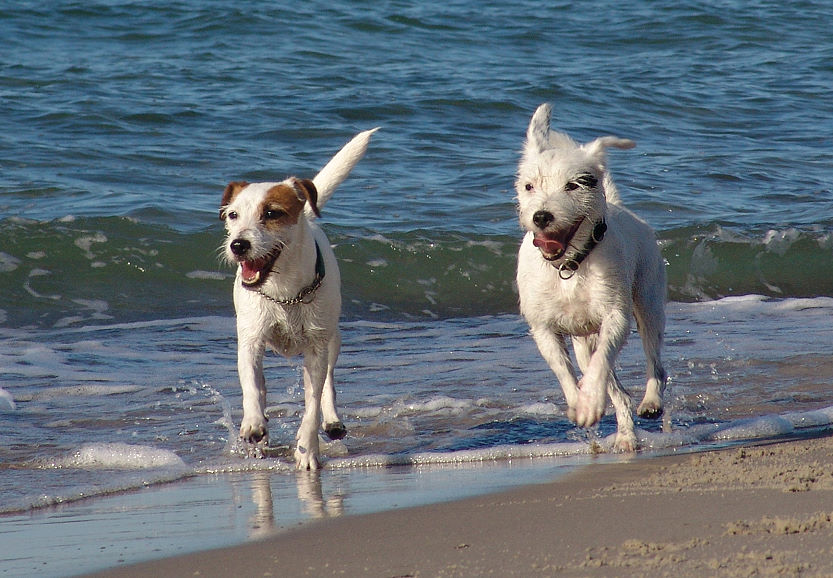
[
  {"left": 532, "top": 210, "right": 554, "bottom": 229},
  {"left": 230, "top": 239, "right": 251, "bottom": 257}
]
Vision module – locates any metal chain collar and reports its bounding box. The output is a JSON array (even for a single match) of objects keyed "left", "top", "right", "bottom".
[{"left": 252, "top": 241, "right": 325, "bottom": 306}]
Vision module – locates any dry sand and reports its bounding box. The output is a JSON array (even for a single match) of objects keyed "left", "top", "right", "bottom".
[{"left": 90, "top": 433, "right": 833, "bottom": 577}]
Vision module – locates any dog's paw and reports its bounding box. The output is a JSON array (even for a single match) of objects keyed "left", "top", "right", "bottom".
[
  {"left": 573, "top": 385, "right": 605, "bottom": 428},
  {"left": 294, "top": 444, "right": 321, "bottom": 471},
  {"left": 613, "top": 431, "right": 637, "bottom": 453},
  {"left": 239, "top": 418, "right": 269, "bottom": 444},
  {"left": 295, "top": 425, "right": 322, "bottom": 470},
  {"left": 637, "top": 399, "right": 664, "bottom": 420},
  {"left": 323, "top": 421, "right": 347, "bottom": 440}
]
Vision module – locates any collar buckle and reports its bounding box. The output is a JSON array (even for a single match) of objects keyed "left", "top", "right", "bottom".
[{"left": 557, "top": 259, "right": 580, "bottom": 280}]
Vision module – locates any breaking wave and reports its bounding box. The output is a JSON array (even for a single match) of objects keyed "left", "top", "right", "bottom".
[{"left": 1, "top": 216, "right": 832, "bottom": 327}]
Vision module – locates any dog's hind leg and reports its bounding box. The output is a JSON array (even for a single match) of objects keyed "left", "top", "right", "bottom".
[
  {"left": 320, "top": 330, "right": 346, "bottom": 441},
  {"left": 634, "top": 290, "right": 667, "bottom": 420},
  {"left": 607, "top": 373, "right": 636, "bottom": 452}
]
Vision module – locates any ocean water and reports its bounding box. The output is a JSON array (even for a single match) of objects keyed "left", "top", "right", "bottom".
[{"left": 2, "top": 1, "right": 833, "bottom": 575}]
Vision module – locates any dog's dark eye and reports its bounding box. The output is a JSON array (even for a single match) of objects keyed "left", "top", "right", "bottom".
[
  {"left": 565, "top": 174, "right": 598, "bottom": 192},
  {"left": 524, "top": 183, "right": 534, "bottom": 192},
  {"left": 263, "top": 209, "right": 286, "bottom": 220},
  {"left": 226, "top": 210, "right": 238, "bottom": 220},
  {"left": 575, "top": 174, "right": 598, "bottom": 188}
]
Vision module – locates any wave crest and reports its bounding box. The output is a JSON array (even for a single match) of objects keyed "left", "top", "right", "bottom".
[{"left": 1, "top": 217, "right": 832, "bottom": 326}]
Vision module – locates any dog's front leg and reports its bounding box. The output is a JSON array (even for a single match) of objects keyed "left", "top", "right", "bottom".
[
  {"left": 530, "top": 327, "right": 580, "bottom": 420},
  {"left": 237, "top": 338, "right": 269, "bottom": 445},
  {"left": 295, "top": 347, "right": 328, "bottom": 470},
  {"left": 574, "top": 311, "right": 630, "bottom": 429}
]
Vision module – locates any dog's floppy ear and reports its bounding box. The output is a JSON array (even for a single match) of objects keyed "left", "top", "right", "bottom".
[
  {"left": 293, "top": 178, "right": 321, "bottom": 218},
  {"left": 525, "top": 103, "right": 553, "bottom": 154},
  {"left": 584, "top": 136, "right": 636, "bottom": 158},
  {"left": 220, "top": 181, "right": 249, "bottom": 220}
]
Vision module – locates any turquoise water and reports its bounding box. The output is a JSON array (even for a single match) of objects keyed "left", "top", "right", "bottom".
[
  {"left": 2, "top": 3, "right": 833, "bottom": 327},
  {"left": 1, "top": 2, "right": 833, "bottom": 574}
]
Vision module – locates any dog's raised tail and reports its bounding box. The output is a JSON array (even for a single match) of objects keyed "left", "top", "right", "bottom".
[{"left": 309, "top": 127, "right": 379, "bottom": 217}]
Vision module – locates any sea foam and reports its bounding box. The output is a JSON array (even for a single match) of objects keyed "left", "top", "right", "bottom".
[
  {"left": 0, "top": 387, "right": 15, "bottom": 410},
  {"left": 53, "top": 443, "right": 187, "bottom": 470}
]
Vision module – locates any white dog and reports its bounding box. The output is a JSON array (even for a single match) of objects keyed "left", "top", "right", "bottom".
[
  {"left": 220, "top": 128, "right": 377, "bottom": 470},
  {"left": 515, "top": 103, "right": 666, "bottom": 451}
]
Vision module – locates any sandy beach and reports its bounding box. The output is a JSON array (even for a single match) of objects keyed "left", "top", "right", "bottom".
[{"left": 88, "top": 433, "right": 833, "bottom": 577}]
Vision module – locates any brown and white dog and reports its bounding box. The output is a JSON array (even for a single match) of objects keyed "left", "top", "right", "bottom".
[{"left": 220, "top": 128, "right": 377, "bottom": 469}]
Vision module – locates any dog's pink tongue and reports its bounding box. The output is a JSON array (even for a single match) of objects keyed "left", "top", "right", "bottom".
[
  {"left": 240, "top": 260, "right": 262, "bottom": 284},
  {"left": 533, "top": 235, "right": 565, "bottom": 256}
]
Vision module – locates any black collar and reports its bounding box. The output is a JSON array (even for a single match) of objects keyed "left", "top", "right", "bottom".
[
  {"left": 552, "top": 220, "right": 607, "bottom": 280},
  {"left": 255, "top": 240, "right": 326, "bottom": 305}
]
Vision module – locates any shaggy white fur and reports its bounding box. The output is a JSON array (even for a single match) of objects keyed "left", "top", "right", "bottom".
[{"left": 515, "top": 104, "right": 666, "bottom": 451}]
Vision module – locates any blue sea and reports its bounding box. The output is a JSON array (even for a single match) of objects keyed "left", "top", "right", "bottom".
[{"left": 2, "top": 1, "right": 833, "bottom": 575}]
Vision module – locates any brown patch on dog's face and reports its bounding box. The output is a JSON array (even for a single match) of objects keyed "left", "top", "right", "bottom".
[
  {"left": 260, "top": 183, "right": 306, "bottom": 229},
  {"left": 220, "top": 181, "right": 249, "bottom": 220}
]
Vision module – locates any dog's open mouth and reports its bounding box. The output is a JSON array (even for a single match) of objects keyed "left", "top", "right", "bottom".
[
  {"left": 532, "top": 218, "right": 584, "bottom": 261},
  {"left": 239, "top": 251, "right": 280, "bottom": 287}
]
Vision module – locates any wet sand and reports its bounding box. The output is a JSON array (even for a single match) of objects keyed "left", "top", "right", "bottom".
[{"left": 89, "top": 433, "right": 833, "bottom": 577}]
